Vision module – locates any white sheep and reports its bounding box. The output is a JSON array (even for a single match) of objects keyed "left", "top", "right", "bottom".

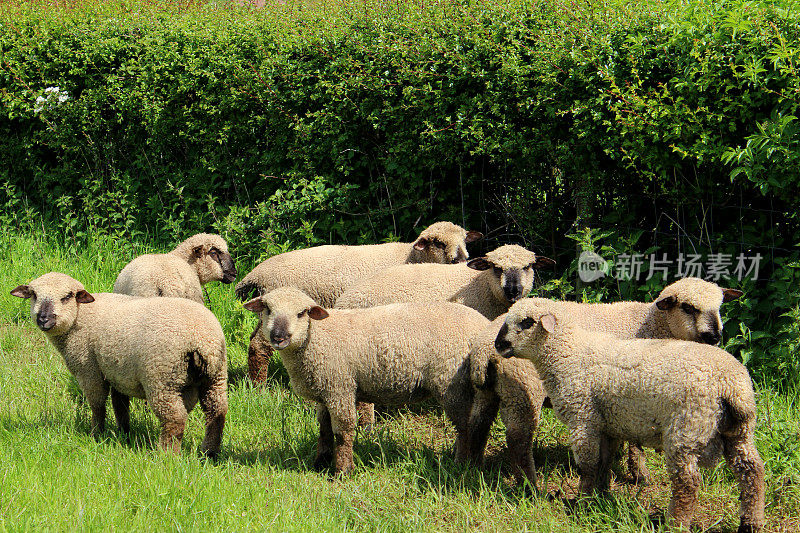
[
  {"left": 495, "top": 305, "right": 765, "bottom": 532},
  {"left": 242, "top": 286, "right": 490, "bottom": 474},
  {"left": 113, "top": 233, "right": 237, "bottom": 304},
  {"left": 469, "top": 277, "right": 743, "bottom": 485},
  {"left": 13, "top": 272, "right": 228, "bottom": 457},
  {"left": 335, "top": 244, "right": 553, "bottom": 429},
  {"left": 235, "top": 221, "right": 482, "bottom": 384},
  {"left": 335, "top": 244, "right": 555, "bottom": 319}
]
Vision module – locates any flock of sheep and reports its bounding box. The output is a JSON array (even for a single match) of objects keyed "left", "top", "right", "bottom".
[{"left": 12, "top": 222, "right": 764, "bottom": 531}]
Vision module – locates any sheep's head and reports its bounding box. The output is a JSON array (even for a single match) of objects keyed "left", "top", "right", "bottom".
[
  {"left": 494, "top": 299, "right": 556, "bottom": 361},
  {"left": 180, "top": 233, "right": 237, "bottom": 285},
  {"left": 411, "top": 221, "right": 482, "bottom": 264},
  {"left": 467, "top": 245, "right": 555, "bottom": 304},
  {"left": 11, "top": 272, "right": 95, "bottom": 336},
  {"left": 243, "top": 287, "right": 328, "bottom": 351},
  {"left": 653, "top": 277, "right": 742, "bottom": 345}
]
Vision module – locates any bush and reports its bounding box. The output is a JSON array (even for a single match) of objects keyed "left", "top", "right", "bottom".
[{"left": 1, "top": 0, "right": 799, "bottom": 386}]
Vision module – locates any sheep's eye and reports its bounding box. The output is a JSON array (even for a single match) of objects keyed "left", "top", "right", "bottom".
[
  {"left": 209, "top": 249, "right": 219, "bottom": 258},
  {"left": 61, "top": 292, "right": 73, "bottom": 303},
  {"left": 681, "top": 303, "right": 698, "bottom": 314},
  {"left": 433, "top": 240, "right": 446, "bottom": 250},
  {"left": 520, "top": 317, "right": 535, "bottom": 330},
  {"left": 298, "top": 310, "right": 307, "bottom": 318},
  {"left": 493, "top": 266, "right": 502, "bottom": 277}
]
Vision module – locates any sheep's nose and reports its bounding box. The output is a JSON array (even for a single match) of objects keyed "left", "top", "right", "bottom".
[
  {"left": 700, "top": 331, "right": 721, "bottom": 345},
  {"left": 504, "top": 287, "right": 524, "bottom": 302},
  {"left": 36, "top": 313, "right": 55, "bottom": 331},
  {"left": 494, "top": 323, "right": 512, "bottom": 356}
]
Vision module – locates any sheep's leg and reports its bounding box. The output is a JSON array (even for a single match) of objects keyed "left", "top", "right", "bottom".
[
  {"left": 150, "top": 394, "right": 189, "bottom": 455},
  {"left": 443, "top": 387, "right": 476, "bottom": 464},
  {"left": 80, "top": 377, "right": 109, "bottom": 438},
  {"left": 198, "top": 377, "right": 228, "bottom": 459},
  {"left": 466, "top": 390, "right": 500, "bottom": 465},
  {"left": 110, "top": 388, "right": 130, "bottom": 435},
  {"left": 356, "top": 402, "right": 375, "bottom": 431},
  {"left": 328, "top": 398, "right": 357, "bottom": 475},
  {"left": 571, "top": 426, "right": 601, "bottom": 494},
  {"left": 723, "top": 434, "right": 765, "bottom": 533},
  {"left": 247, "top": 323, "right": 273, "bottom": 385},
  {"left": 314, "top": 404, "right": 334, "bottom": 470},
  {"left": 596, "top": 436, "right": 620, "bottom": 493},
  {"left": 667, "top": 454, "right": 700, "bottom": 530},
  {"left": 498, "top": 376, "right": 544, "bottom": 488},
  {"left": 626, "top": 443, "right": 652, "bottom": 485}
]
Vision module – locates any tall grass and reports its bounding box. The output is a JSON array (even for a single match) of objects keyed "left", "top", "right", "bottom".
[{"left": 0, "top": 228, "right": 798, "bottom": 531}]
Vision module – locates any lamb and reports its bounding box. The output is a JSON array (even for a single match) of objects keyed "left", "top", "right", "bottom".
[
  {"left": 113, "top": 233, "right": 237, "bottom": 304},
  {"left": 335, "top": 244, "right": 553, "bottom": 429},
  {"left": 335, "top": 244, "right": 555, "bottom": 319},
  {"left": 12, "top": 272, "right": 228, "bottom": 457},
  {"left": 235, "top": 221, "right": 482, "bottom": 384},
  {"left": 495, "top": 305, "right": 765, "bottom": 532},
  {"left": 469, "top": 277, "right": 743, "bottom": 485},
  {"left": 242, "top": 287, "right": 491, "bottom": 474}
]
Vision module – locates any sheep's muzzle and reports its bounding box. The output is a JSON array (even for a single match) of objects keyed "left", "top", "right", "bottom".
[
  {"left": 36, "top": 299, "right": 56, "bottom": 331},
  {"left": 495, "top": 323, "right": 513, "bottom": 357}
]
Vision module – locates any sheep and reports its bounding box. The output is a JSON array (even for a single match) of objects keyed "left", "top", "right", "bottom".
[
  {"left": 113, "top": 233, "right": 237, "bottom": 304},
  {"left": 235, "top": 221, "right": 483, "bottom": 384},
  {"left": 12, "top": 272, "right": 228, "bottom": 457},
  {"left": 242, "top": 286, "right": 491, "bottom": 474},
  {"left": 468, "top": 277, "right": 743, "bottom": 486},
  {"left": 334, "top": 244, "right": 554, "bottom": 429},
  {"left": 494, "top": 306, "right": 765, "bottom": 532},
  {"left": 335, "top": 244, "right": 556, "bottom": 319}
]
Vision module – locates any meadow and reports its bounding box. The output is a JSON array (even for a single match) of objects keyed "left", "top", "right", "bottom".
[{"left": 0, "top": 229, "right": 798, "bottom": 532}]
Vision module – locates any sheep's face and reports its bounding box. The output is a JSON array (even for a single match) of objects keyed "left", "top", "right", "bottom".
[
  {"left": 653, "top": 277, "right": 742, "bottom": 345},
  {"left": 11, "top": 272, "right": 95, "bottom": 336},
  {"left": 190, "top": 236, "right": 237, "bottom": 285},
  {"left": 243, "top": 287, "right": 328, "bottom": 351},
  {"left": 494, "top": 300, "right": 554, "bottom": 361},
  {"left": 468, "top": 245, "right": 555, "bottom": 304},
  {"left": 412, "top": 221, "right": 482, "bottom": 264}
]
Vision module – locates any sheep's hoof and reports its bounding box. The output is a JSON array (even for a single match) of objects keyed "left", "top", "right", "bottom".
[
  {"left": 737, "top": 524, "right": 760, "bottom": 533},
  {"left": 313, "top": 451, "right": 333, "bottom": 471},
  {"left": 200, "top": 448, "right": 220, "bottom": 461}
]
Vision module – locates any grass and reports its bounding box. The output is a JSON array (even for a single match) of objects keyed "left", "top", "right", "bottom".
[{"left": 0, "top": 229, "right": 798, "bottom": 532}]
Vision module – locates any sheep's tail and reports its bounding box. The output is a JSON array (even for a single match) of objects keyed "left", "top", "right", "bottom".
[
  {"left": 235, "top": 279, "right": 261, "bottom": 301},
  {"left": 718, "top": 379, "right": 757, "bottom": 438},
  {"left": 188, "top": 341, "right": 227, "bottom": 382}
]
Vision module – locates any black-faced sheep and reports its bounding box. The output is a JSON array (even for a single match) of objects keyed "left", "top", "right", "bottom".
[
  {"left": 13, "top": 272, "right": 228, "bottom": 457},
  {"left": 242, "top": 287, "right": 490, "bottom": 474},
  {"left": 495, "top": 305, "right": 764, "bottom": 532},
  {"left": 113, "top": 233, "right": 236, "bottom": 304}
]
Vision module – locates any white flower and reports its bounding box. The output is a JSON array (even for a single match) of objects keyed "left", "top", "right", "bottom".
[{"left": 34, "top": 86, "right": 70, "bottom": 114}]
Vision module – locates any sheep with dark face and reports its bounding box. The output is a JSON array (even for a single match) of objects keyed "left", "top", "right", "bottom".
[
  {"left": 243, "top": 287, "right": 490, "bottom": 474},
  {"left": 113, "top": 233, "right": 237, "bottom": 304},
  {"left": 468, "top": 277, "right": 743, "bottom": 486},
  {"left": 13, "top": 272, "right": 228, "bottom": 457},
  {"left": 234, "top": 221, "right": 483, "bottom": 384},
  {"left": 495, "top": 305, "right": 764, "bottom": 532}
]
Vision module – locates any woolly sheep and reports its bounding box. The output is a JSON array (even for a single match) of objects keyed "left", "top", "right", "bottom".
[
  {"left": 242, "top": 287, "right": 491, "bottom": 474},
  {"left": 235, "top": 221, "right": 482, "bottom": 384},
  {"left": 495, "top": 305, "right": 765, "bottom": 532},
  {"left": 469, "top": 277, "right": 743, "bottom": 485},
  {"left": 12, "top": 272, "right": 228, "bottom": 457},
  {"left": 335, "top": 244, "right": 553, "bottom": 429},
  {"left": 113, "top": 233, "right": 237, "bottom": 304},
  {"left": 335, "top": 244, "right": 555, "bottom": 319}
]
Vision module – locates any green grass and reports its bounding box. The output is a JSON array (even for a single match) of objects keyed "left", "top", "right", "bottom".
[{"left": 0, "top": 229, "right": 798, "bottom": 532}]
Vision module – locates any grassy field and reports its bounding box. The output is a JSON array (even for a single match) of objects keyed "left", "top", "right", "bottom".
[{"left": 0, "top": 229, "right": 798, "bottom": 532}]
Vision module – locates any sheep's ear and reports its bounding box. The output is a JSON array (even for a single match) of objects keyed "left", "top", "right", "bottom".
[
  {"left": 655, "top": 295, "right": 677, "bottom": 310},
  {"left": 465, "top": 231, "right": 483, "bottom": 243},
  {"left": 308, "top": 306, "right": 329, "bottom": 320},
  {"left": 413, "top": 238, "right": 429, "bottom": 251},
  {"left": 539, "top": 313, "right": 557, "bottom": 333},
  {"left": 467, "top": 257, "right": 491, "bottom": 271},
  {"left": 10, "top": 285, "right": 32, "bottom": 299},
  {"left": 531, "top": 256, "right": 556, "bottom": 269},
  {"left": 243, "top": 298, "right": 265, "bottom": 313},
  {"left": 722, "top": 288, "right": 743, "bottom": 303},
  {"left": 75, "top": 290, "right": 95, "bottom": 304},
  {"left": 193, "top": 245, "right": 205, "bottom": 258}
]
